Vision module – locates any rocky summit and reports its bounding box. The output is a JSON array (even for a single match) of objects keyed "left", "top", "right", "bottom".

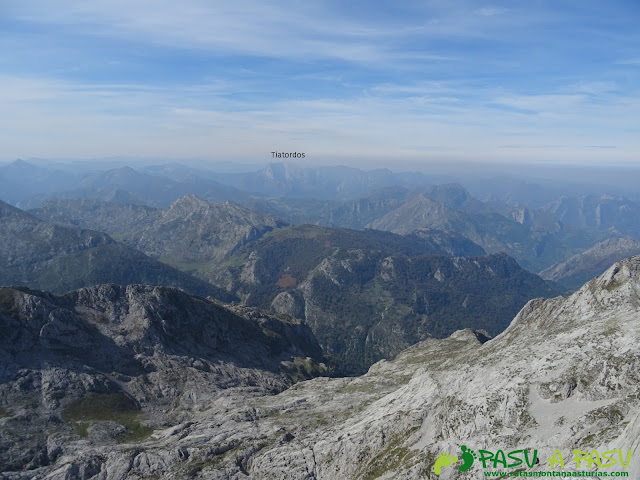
[{"left": 2, "top": 256, "right": 640, "bottom": 478}]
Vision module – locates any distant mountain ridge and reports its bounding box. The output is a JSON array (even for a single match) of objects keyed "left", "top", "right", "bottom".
[
  {"left": 0, "top": 200, "right": 229, "bottom": 299},
  {"left": 31, "top": 195, "right": 288, "bottom": 272},
  {"left": 10, "top": 159, "right": 640, "bottom": 288},
  {"left": 543, "top": 194, "right": 640, "bottom": 236},
  {"left": 3, "top": 161, "right": 251, "bottom": 208},
  {"left": 0, "top": 159, "right": 78, "bottom": 205},
  {"left": 540, "top": 236, "right": 640, "bottom": 289},
  {"left": 214, "top": 162, "right": 438, "bottom": 200}
]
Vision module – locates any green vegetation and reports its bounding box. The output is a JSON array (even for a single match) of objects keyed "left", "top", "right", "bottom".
[
  {"left": 359, "top": 427, "right": 420, "bottom": 479},
  {"left": 224, "top": 253, "right": 249, "bottom": 268},
  {"left": 74, "top": 422, "right": 90, "bottom": 437},
  {"left": 0, "top": 406, "right": 9, "bottom": 418},
  {"left": 213, "top": 225, "right": 561, "bottom": 375},
  {"left": 0, "top": 288, "right": 20, "bottom": 319},
  {"left": 291, "top": 356, "right": 327, "bottom": 377},
  {"left": 62, "top": 392, "right": 153, "bottom": 443},
  {"left": 604, "top": 279, "right": 624, "bottom": 291}
]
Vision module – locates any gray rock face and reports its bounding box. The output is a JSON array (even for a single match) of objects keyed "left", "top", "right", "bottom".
[
  {"left": 363, "top": 192, "right": 612, "bottom": 273},
  {"left": 367, "top": 194, "right": 467, "bottom": 234},
  {"left": 0, "top": 284, "right": 325, "bottom": 475},
  {"left": 6, "top": 256, "right": 640, "bottom": 479},
  {"left": 544, "top": 194, "right": 640, "bottom": 235},
  {"left": 365, "top": 194, "right": 541, "bottom": 267},
  {"left": 540, "top": 237, "right": 640, "bottom": 290}
]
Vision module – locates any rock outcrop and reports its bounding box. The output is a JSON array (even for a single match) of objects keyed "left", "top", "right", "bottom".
[{"left": 31, "top": 195, "right": 288, "bottom": 269}]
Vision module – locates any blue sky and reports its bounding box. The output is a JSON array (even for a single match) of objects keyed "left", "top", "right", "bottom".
[{"left": 1, "top": 0, "right": 639, "bottom": 166}]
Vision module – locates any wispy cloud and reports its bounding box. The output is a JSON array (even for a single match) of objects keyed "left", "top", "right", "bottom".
[
  {"left": 2, "top": 1, "right": 640, "bottom": 164},
  {"left": 475, "top": 6, "right": 508, "bottom": 17},
  {"left": 616, "top": 58, "right": 640, "bottom": 66}
]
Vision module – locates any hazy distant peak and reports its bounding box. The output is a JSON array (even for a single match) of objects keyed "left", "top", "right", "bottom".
[
  {"left": 540, "top": 237, "right": 640, "bottom": 289},
  {"left": 168, "top": 193, "right": 211, "bottom": 209},
  {"left": 166, "top": 195, "right": 276, "bottom": 220},
  {"left": 425, "top": 182, "right": 469, "bottom": 195},
  {"left": 7, "top": 158, "right": 33, "bottom": 168}
]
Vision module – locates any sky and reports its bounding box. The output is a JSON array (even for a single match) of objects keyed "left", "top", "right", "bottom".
[{"left": 1, "top": 0, "right": 639, "bottom": 167}]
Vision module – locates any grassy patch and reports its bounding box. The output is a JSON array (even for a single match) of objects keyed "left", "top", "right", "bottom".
[
  {"left": 0, "top": 406, "right": 9, "bottom": 418},
  {"left": 0, "top": 288, "right": 20, "bottom": 319},
  {"left": 74, "top": 422, "right": 90, "bottom": 437},
  {"left": 339, "top": 381, "right": 379, "bottom": 395},
  {"left": 604, "top": 279, "right": 623, "bottom": 291},
  {"left": 157, "top": 256, "right": 216, "bottom": 274},
  {"left": 359, "top": 428, "right": 421, "bottom": 479},
  {"left": 289, "top": 356, "right": 327, "bottom": 380},
  {"left": 62, "top": 392, "right": 153, "bottom": 443},
  {"left": 224, "top": 253, "right": 249, "bottom": 268}
]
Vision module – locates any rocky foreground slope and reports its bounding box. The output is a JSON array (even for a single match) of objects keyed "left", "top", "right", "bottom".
[
  {"left": 3, "top": 257, "right": 640, "bottom": 478},
  {"left": 0, "top": 285, "right": 324, "bottom": 476}
]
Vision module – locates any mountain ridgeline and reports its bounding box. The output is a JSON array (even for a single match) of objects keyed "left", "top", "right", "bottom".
[
  {"left": 7, "top": 159, "right": 640, "bottom": 281},
  {"left": 22, "top": 191, "right": 563, "bottom": 374},
  {"left": 32, "top": 195, "right": 288, "bottom": 267},
  {"left": 0, "top": 200, "right": 231, "bottom": 300},
  {"left": 4, "top": 161, "right": 640, "bottom": 478}
]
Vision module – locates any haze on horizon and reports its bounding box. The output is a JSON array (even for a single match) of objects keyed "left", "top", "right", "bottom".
[{"left": 2, "top": 1, "right": 639, "bottom": 167}]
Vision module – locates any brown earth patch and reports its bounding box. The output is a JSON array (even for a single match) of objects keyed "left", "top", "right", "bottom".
[{"left": 276, "top": 274, "right": 297, "bottom": 288}]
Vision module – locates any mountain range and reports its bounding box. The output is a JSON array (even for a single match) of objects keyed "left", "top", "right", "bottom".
[
  {"left": 0, "top": 200, "right": 230, "bottom": 300},
  {"left": 4, "top": 159, "right": 640, "bottom": 478},
  {"left": 2, "top": 254, "right": 639, "bottom": 478},
  {"left": 31, "top": 195, "right": 287, "bottom": 269},
  {"left": 6, "top": 160, "right": 640, "bottom": 281},
  {"left": 210, "top": 224, "right": 558, "bottom": 374},
  {"left": 540, "top": 236, "right": 640, "bottom": 289}
]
